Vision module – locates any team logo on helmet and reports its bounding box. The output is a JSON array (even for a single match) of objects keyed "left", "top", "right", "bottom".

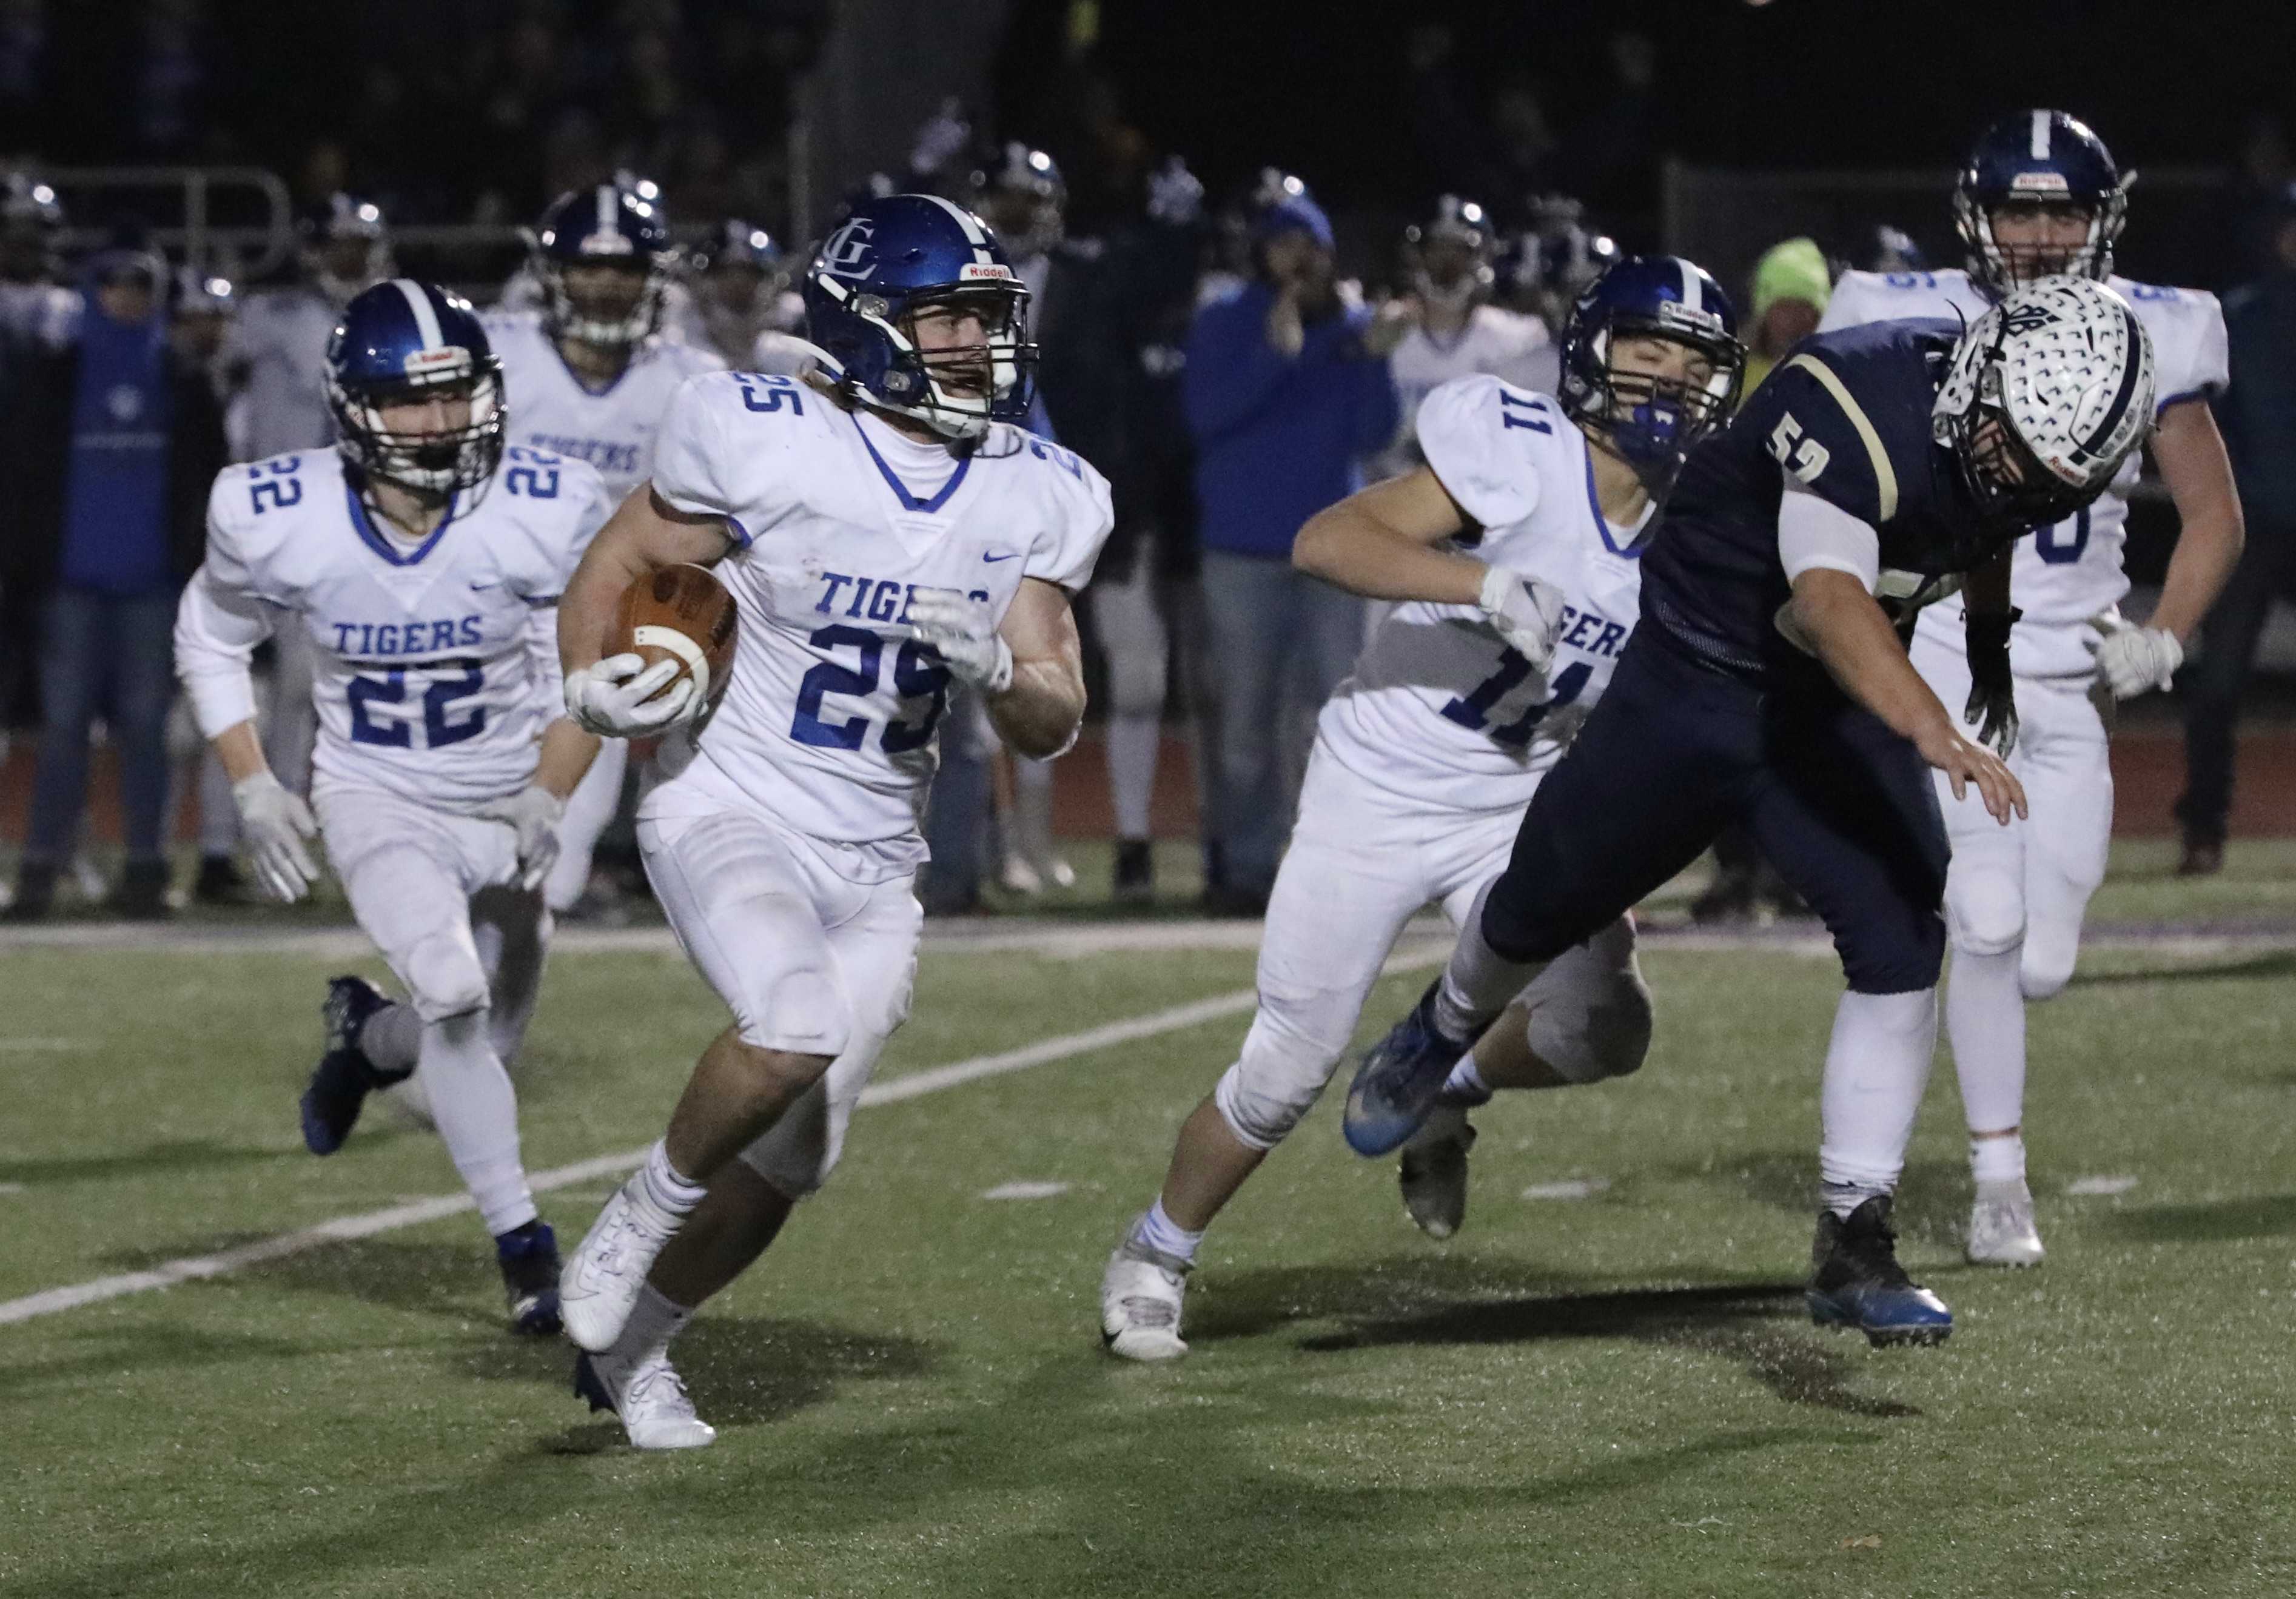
[{"left": 819, "top": 218, "right": 878, "bottom": 281}]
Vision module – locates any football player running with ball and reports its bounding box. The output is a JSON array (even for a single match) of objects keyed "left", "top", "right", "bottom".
[
  {"left": 552, "top": 194, "right": 1111, "bottom": 1447},
  {"left": 173, "top": 281, "right": 614, "bottom": 1333},
  {"left": 1819, "top": 111, "right": 2242, "bottom": 1266},
  {"left": 1101, "top": 258, "right": 1746, "bottom": 1361},
  {"left": 1348, "top": 274, "right": 2153, "bottom": 1347},
  {"left": 485, "top": 184, "right": 727, "bottom": 919}
]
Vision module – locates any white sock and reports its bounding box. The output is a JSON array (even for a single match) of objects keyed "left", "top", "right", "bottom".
[
  {"left": 1944, "top": 944, "right": 2028, "bottom": 1158},
  {"left": 1971, "top": 1134, "right": 2027, "bottom": 1185},
  {"left": 1440, "top": 1053, "right": 1493, "bottom": 1106},
  {"left": 360, "top": 1001, "right": 422, "bottom": 1079},
  {"left": 420, "top": 1013, "right": 535, "bottom": 1235},
  {"left": 1130, "top": 1198, "right": 1203, "bottom": 1265},
  {"left": 1432, "top": 880, "right": 1544, "bottom": 1042},
  {"left": 1816, "top": 988, "right": 1939, "bottom": 1207},
  {"left": 612, "top": 1283, "right": 693, "bottom": 1363},
  {"left": 1106, "top": 712, "right": 1161, "bottom": 841},
  {"left": 638, "top": 1139, "right": 707, "bottom": 1221}
]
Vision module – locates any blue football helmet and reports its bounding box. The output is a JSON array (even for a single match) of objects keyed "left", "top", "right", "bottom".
[
  {"left": 326, "top": 279, "right": 506, "bottom": 500},
  {"left": 1402, "top": 195, "right": 1495, "bottom": 312},
  {"left": 801, "top": 192, "right": 1038, "bottom": 441},
  {"left": 1557, "top": 255, "right": 1745, "bottom": 473},
  {"left": 1954, "top": 110, "right": 2130, "bottom": 294},
  {"left": 532, "top": 183, "right": 677, "bottom": 348}
]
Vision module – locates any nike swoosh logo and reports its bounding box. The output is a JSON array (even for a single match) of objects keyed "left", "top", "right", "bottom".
[
  {"left": 469, "top": 581, "right": 500, "bottom": 591},
  {"left": 982, "top": 552, "right": 1019, "bottom": 563}
]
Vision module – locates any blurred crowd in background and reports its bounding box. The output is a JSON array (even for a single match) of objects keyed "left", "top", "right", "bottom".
[{"left": 4, "top": 0, "right": 2294, "bottom": 922}]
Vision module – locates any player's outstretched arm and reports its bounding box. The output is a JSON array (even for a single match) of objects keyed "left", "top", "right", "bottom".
[
  {"left": 1292, "top": 466, "right": 1482, "bottom": 605},
  {"left": 1791, "top": 568, "right": 2027, "bottom": 825}
]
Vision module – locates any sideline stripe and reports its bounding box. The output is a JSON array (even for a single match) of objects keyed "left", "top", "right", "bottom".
[{"left": 0, "top": 946, "right": 1445, "bottom": 1327}]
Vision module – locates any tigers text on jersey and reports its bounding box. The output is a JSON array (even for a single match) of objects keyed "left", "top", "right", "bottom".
[
  {"left": 642, "top": 371, "right": 1113, "bottom": 869},
  {"left": 1821, "top": 267, "right": 2227, "bottom": 677},
  {"left": 175, "top": 446, "right": 612, "bottom": 806},
  {"left": 1320, "top": 373, "right": 1648, "bottom": 814},
  {"left": 1376, "top": 305, "right": 1559, "bottom": 480},
  {"left": 484, "top": 311, "right": 725, "bottom": 503}
]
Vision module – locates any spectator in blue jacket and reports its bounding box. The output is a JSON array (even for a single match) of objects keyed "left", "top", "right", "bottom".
[{"left": 1183, "top": 181, "right": 1400, "bottom": 911}]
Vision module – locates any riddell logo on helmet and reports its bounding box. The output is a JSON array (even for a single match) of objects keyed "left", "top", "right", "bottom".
[
  {"left": 2009, "top": 172, "right": 2072, "bottom": 194},
  {"left": 401, "top": 346, "right": 468, "bottom": 377},
  {"left": 960, "top": 263, "right": 1015, "bottom": 282}
]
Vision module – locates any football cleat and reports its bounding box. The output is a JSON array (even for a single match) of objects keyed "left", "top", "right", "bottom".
[
  {"left": 574, "top": 1349, "right": 716, "bottom": 1450},
  {"left": 1100, "top": 1236, "right": 1190, "bottom": 1363},
  {"left": 496, "top": 1219, "right": 564, "bottom": 1335},
  {"left": 1807, "top": 1195, "right": 1953, "bottom": 1347},
  {"left": 1966, "top": 1179, "right": 2045, "bottom": 1267},
  {"left": 560, "top": 1176, "right": 685, "bottom": 1353},
  {"left": 299, "top": 975, "right": 402, "bottom": 1156},
  {"left": 1343, "top": 984, "right": 1472, "bottom": 1157},
  {"left": 1398, "top": 1102, "right": 1478, "bottom": 1239}
]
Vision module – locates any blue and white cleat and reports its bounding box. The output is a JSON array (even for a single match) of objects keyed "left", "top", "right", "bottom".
[
  {"left": 496, "top": 1219, "right": 565, "bottom": 1336},
  {"left": 1342, "top": 983, "right": 1472, "bottom": 1157},
  {"left": 300, "top": 975, "right": 402, "bottom": 1156},
  {"left": 1806, "top": 1195, "right": 1953, "bottom": 1347}
]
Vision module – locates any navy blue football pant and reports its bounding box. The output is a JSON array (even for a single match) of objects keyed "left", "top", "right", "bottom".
[{"left": 1480, "top": 628, "right": 1949, "bottom": 995}]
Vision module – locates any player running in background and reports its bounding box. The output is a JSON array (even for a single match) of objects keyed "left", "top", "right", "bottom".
[
  {"left": 671, "top": 219, "right": 804, "bottom": 367},
  {"left": 551, "top": 193, "right": 1111, "bottom": 1448},
  {"left": 173, "top": 281, "right": 612, "bottom": 1333},
  {"left": 1371, "top": 195, "right": 1559, "bottom": 481},
  {"left": 1101, "top": 258, "right": 1746, "bottom": 1361},
  {"left": 1348, "top": 275, "right": 2152, "bottom": 1347},
  {"left": 1819, "top": 111, "right": 2242, "bottom": 1265},
  {"left": 485, "top": 184, "right": 727, "bottom": 920}
]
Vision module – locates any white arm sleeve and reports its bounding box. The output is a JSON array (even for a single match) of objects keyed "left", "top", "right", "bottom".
[
  {"left": 523, "top": 605, "right": 565, "bottom": 715},
  {"left": 173, "top": 564, "right": 276, "bottom": 737},
  {"left": 1777, "top": 478, "right": 1881, "bottom": 592}
]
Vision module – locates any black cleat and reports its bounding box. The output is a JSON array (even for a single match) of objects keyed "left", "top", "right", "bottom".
[
  {"left": 299, "top": 976, "right": 401, "bottom": 1156},
  {"left": 1113, "top": 839, "right": 1155, "bottom": 904},
  {"left": 1807, "top": 1195, "right": 1953, "bottom": 1347},
  {"left": 498, "top": 1220, "right": 564, "bottom": 1335}
]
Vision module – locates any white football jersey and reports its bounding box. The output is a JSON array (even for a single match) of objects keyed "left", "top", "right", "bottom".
[
  {"left": 1820, "top": 267, "right": 2227, "bottom": 678},
  {"left": 1320, "top": 373, "right": 1648, "bottom": 814},
  {"left": 221, "top": 286, "right": 344, "bottom": 461},
  {"left": 641, "top": 372, "right": 1113, "bottom": 871},
  {"left": 176, "top": 446, "right": 612, "bottom": 806},
  {"left": 1377, "top": 304, "right": 1559, "bottom": 480},
  {"left": 485, "top": 311, "right": 725, "bottom": 503}
]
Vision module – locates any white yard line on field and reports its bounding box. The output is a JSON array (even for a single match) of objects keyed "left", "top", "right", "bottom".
[{"left": 0, "top": 942, "right": 1448, "bottom": 1328}]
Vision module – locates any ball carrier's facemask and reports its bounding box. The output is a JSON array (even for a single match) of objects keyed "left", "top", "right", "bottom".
[
  {"left": 327, "top": 279, "right": 507, "bottom": 503},
  {"left": 1559, "top": 255, "right": 1745, "bottom": 483},
  {"left": 1933, "top": 275, "right": 2155, "bottom": 531},
  {"left": 802, "top": 193, "right": 1040, "bottom": 442},
  {"left": 1953, "top": 109, "right": 2132, "bottom": 295}
]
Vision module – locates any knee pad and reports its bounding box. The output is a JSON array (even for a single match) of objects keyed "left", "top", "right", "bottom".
[
  {"left": 2018, "top": 937, "right": 2078, "bottom": 1002},
  {"left": 1211, "top": 1005, "right": 1348, "bottom": 1150},
  {"left": 404, "top": 928, "right": 491, "bottom": 1022},
  {"left": 1945, "top": 863, "right": 2026, "bottom": 957},
  {"left": 1526, "top": 967, "right": 1654, "bottom": 1084}
]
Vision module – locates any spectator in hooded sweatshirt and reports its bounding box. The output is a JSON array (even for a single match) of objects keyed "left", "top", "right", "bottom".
[
  {"left": 1183, "top": 179, "right": 1401, "bottom": 913},
  {"left": 1, "top": 246, "right": 227, "bottom": 919}
]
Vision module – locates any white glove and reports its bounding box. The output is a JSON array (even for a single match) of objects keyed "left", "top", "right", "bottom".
[
  {"left": 474, "top": 783, "right": 564, "bottom": 891},
  {"left": 1478, "top": 565, "right": 1571, "bottom": 672},
  {"left": 2092, "top": 618, "right": 2183, "bottom": 700},
  {"left": 905, "top": 588, "right": 1015, "bottom": 693},
  {"left": 232, "top": 771, "right": 321, "bottom": 903},
  {"left": 564, "top": 652, "right": 697, "bottom": 737}
]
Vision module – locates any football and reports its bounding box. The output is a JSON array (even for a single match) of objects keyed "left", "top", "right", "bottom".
[{"left": 609, "top": 563, "right": 738, "bottom": 709}]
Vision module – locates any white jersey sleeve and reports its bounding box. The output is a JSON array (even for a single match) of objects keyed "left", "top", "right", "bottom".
[
  {"left": 2124, "top": 282, "right": 2229, "bottom": 412},
  {"left": 173, "top": 469, "right": 287, "bottom": 737},
  {"left": 650, "top": 370, "right": 809, "bottom": 544},
  {"left": 1816, "top": 270, "right": 1898, "bottom": 333},
  {"left": 1415, "top": 374, "right": 1545, "bottom": 529},
  {"left": 1010, "top": 431, "right": 1113, "bottom": 593}
]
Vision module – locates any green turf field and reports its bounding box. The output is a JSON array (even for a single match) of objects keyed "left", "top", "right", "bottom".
[{"left": 4, "top": 845, "right": 2294, "bottom": 1597}]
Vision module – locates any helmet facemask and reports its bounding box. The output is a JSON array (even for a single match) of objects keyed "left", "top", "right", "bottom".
[
  {"left": 1564, "top": 312, "right": 1744, "bottom": 481},
  {"left": 334, "top": 364, "right": 506, "bottom": 502},
  {"left": 847, "top": 283, "right": 1038, "bottom": 442},
  {"left": 540, "top": 256, "right": 669, "bottom": 349},
  {"left": 1956, "top": 183, "right": 2130, "bottom": 295}
]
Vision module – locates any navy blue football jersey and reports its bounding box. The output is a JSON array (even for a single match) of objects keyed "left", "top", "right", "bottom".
[{"left": 1639, "top": 319, "right": 2021, "bottom": 679}]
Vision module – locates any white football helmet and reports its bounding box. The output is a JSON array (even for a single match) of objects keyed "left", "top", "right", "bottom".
[{"left": 1933, "top": 274, "right": 2155, "bottom": 527}]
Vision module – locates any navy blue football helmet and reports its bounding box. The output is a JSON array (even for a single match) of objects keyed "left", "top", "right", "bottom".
[
  {"left": 1557, "top": 255, "right": 1745, "bottom": 473},
  {"left": 1402, "top": 195, "right": 1495, "bottom": 310},
  {"left": 532, "top": 183, "right": 677, "bottom": 347},
  {"left": 326, "top": 280, "right": 506, "bottom": 499},
  {"left": 802, "top": 192, "right": 1038, "bottom": 440},
  {"left": 1954, "top": 110, "right": 2130, "bottom": 294}
]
